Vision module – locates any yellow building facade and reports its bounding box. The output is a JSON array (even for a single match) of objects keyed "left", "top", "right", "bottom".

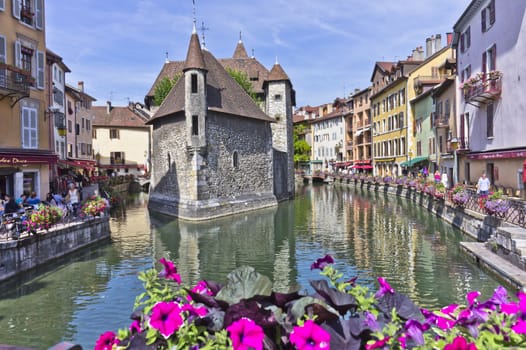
[{"left": 0, "top": 0, "right": 55, "bottom": 199}]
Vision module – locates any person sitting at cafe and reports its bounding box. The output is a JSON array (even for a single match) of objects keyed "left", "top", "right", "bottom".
[
  {"left": 4, "top": 194, "right": 20, "bottom": 214},
  {"left": 27, "top": 191, "right": 41, "bottom": 207},
  {"left": 16, "top": 193, "right": 28, "bottom": 207}
]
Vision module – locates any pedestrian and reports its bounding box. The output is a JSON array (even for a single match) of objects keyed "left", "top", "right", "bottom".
[
  {"left": 3, "top": 194, "right": 19, "bottom": 214},
  {"left": 434, "top": 170, "right": 441, "bottom": 184},
  {"left": 441, "top": 172, "right": 449, "bottom": 189},
  {"left": 66, "top": 183, "right": 80, "bottom": 216},
  {"left": 477, "top": 171, "right": 491, "bottom": 197}
]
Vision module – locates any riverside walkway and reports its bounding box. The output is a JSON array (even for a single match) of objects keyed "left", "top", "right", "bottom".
[{"left": 324, "top": 173, "right": 526, "bottom": 290}]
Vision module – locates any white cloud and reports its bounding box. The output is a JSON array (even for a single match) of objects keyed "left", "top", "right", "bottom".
[{"left": 46, "top": 0, "right": 471, "bottom": 107}]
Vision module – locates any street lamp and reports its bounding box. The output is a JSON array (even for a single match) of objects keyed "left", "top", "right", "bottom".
[{"left": 450, "top": 138, "right": 459, "bottom": 185}]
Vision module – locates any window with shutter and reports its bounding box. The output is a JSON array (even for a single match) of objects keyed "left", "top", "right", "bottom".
[
  {"left": 14, "top": 41, "right": 21, "bottom": 68},
  {"left": 35, "top": 0, "right": 43, "bottom": 29},
  {"left": 0, "top": 0, "right": 5, "bottom": 11},
  {"left": 21, "top": 106, "right": 38, "bottom": 149},
  {"left": 481, "top": 7, "right": 487, "bottom": 32},
  {"left": 486, "top": 103, "right": 494, "bottom": 138},
  {"left": 37, "top": 50, "right": 44, "bottom": 89},
  {"left": 489, "top": 0, "right": 495, "bottom": 25},
  {"left": 12, "top": 0, "right": 20, "bottom": 19},
  {"left": 0, "top": 36, "right": 5, "bottom": 87}
]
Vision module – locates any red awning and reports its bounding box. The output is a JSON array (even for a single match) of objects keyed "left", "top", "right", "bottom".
[
  {"left": 58, "top": 159, "right": 97, "bottom": 169},
  {"left": 467, "top": 149, "right": 526, "bottom": 160},
  {"left": 99, "top": 163, "right": 146, "bottom": 169},
  {"left": 0, "top": 150, "right": 57, "bottom": 166}
]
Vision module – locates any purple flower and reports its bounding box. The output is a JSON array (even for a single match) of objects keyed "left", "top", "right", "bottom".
[
  {"left": 94, "top": 331, "right": 119, "bottom": 350},
  {"left": 404, "top": 319, "right": 428, "bottom": 346},
  {"left": 290, "top": 320, "right": 330, "bottom": 349},
  {"left": 149, "top": 301, "right": 184, "bottom": 339},
  {"left": 310, "top": 255, "right": 335, "bottom": 270},
  {"left": 363, "top": 311, "right": 380, "bottom": 331},
  {"left": 518, "top": 291, "right": 526, "bottom": 313},
  {"left": 501, "top": 302, "right": 519, "bottom": 315},
  {"left": 466, "top": 291, "right": 480, "bottom": 306},
  {"left": 226, "top": 317, "right": 265, "bottom": 350},
  {"left": 374, "top": 277, "right": 394, "bottom": 298},
  {"left": 130, "top": 320, "right": 141, "bottom": 333},
  {"left": 158, "top": 257, "right": 182, "bottom": 284},
  {"left": 444, "top": 335, "right": 478, "bottom": 350}
]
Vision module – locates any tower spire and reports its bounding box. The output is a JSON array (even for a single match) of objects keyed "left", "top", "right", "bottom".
[
  {"left": 192, "top": 0, "right": 197, "bottom": 31},
  {"left": 239, "top": 30, "right": 242, "bottom": 43},
  {"left": 199, "top": 21, "right": 209, "bottom": 49}
]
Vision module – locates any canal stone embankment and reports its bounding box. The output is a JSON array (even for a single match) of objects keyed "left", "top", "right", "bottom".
[
  {"left": 0, "top": 217, "right": 110, "bottom": 283},
  {"left": 330, "top": 177, "right": 526, "bottom": 289}
]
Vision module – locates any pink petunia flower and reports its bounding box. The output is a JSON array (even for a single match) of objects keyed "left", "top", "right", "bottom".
[
  {"left": 374, "top": 277, "right": 395, "bottom": 298},
  {"left": 130, "top": 320, "right": 141, "bottom": 333},
  {"left": 149, "top": 301, "right": 184, "bottom": 339},
  {"left": 94, "top": 331, "right": 119, "bottom": 350},
  {"left": 443, "top": 335, "right": 477, "bottom": 350},
  {"left": 289, "top": 320, "right": 330, "bottom": 349},
  {"left": 365, "top": 336, "right": 390, "bottom": 350},
  {"left": 226, "top": 317, "right": 265, "bottom": 350},
  {"left": 512, "top": 318, "right": 526, "bottom": 334},
  {"left": 158, "top": 258, "right": 182, "bottom": 284}
]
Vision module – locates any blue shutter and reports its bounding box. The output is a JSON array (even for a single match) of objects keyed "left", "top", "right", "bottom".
[
  {"left": 12, "top": 0, "right": 20, "bottom": 19},
  {"left": 37, "top": 50, "right": 44, "bottom": 89}
]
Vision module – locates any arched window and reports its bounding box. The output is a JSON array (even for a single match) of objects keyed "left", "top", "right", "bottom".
[{"left": 233, "top": 151, "right": 239, "bottom": 169}]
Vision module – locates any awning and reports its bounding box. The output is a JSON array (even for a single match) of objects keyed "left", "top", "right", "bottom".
[
  {"left": 335, "top": 161, "right": 353, "bottom": 168},
  {"left": 58, "top": 158, "right": 97, "bottom": 169},
  {"left": 0, "top": 149, "right": 57, "bottom": 166},
  {"left": 99, "top": 163, "right": 146, "bottom": 169},
  {"left": 399, "top": 155, "right": 429, "bottom": 167},
  {"left": 352, "top": 165, "right": 373, "bottom": 170},
  {"left": 467, "top": 149, "right": 526, "bottom": 160}
]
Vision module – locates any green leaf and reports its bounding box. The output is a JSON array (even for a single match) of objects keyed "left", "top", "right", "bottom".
[
  {"left": 289, "top": 296, "right": 338, "bottom": 322},
  {"left": 215, "top": 266, "right": 272, "bottom": 305}
]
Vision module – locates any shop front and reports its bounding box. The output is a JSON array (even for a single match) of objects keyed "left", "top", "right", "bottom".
[{"left": 0, "top": 149, "right": 56, "bottom": 199}]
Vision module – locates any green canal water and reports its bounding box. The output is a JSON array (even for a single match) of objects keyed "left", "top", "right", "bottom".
[{"left": 0, "top": 184, "right": 503, "bottom": 349}]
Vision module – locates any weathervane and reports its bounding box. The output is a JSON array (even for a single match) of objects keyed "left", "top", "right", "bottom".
[{"left": 199, "top": 21, "right": 209, "bottom": 48}]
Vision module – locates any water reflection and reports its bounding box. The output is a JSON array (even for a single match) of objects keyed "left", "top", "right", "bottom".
[{"left": 0, "top": 186, "right": 503, "bottom": 349}]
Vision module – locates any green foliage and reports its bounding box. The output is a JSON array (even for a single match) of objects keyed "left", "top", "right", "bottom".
[
  {"left": 226, "top": 68, "right": 261, "bottom": 104},
  {"left": 294, "top": 124, "right": 311, "bottom": 163},
  {"left": 153, "top": 74, "right": 180, "bottom": 106}
]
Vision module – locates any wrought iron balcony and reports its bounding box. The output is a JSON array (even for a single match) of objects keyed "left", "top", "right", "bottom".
[
  {"left": 0, "top": 63, "right": 34, "bottom": 102},
  {"left": 462, "top": 71, "right": 502, "bottom": 104}
]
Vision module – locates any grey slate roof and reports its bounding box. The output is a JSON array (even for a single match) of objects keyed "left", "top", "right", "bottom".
[{"left": 148, "top": 45, "right": 274, "bottom": 123}]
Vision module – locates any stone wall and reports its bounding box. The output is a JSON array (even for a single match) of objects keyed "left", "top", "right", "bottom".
[
  {"left": 0, "top": 217, "right": 110, "bottom": 283},
  {"left": 149, "top": 111, "right": 277, "bottom": 220}
]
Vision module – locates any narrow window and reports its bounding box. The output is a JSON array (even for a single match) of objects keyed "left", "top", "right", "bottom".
[
  {"left": 274, "top": 94, "right": 282, "bottom": 101},
  {"left": 192, "top": 115, "right": 199, "bottom": 135},
  {"left": 191, "top": 73, "right": 198, "bottom": 93},
  {"left": 233, "top": 151, "right": 239, "bottom": 169},
  {"left": 110, "top": 128, "right": 119, "bottom": 139},
  {"left": 486, "top": 103, "right": 494, "bottom": 138}
]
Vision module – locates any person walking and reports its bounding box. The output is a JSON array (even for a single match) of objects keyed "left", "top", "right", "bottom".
[
  {"left": 66, "top": 183, "right": 80, "bottom": 217},
  {"left": 477, "top": 171, "right": 491, "bottom": 197},
  {"left": 434, "top": 170, "right": 441, "bottom": 184}
]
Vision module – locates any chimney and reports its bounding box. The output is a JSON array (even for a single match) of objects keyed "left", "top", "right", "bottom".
[
  {"left": 78, "top": 81, "right": 84, "bottom": 92},
  {"left": 426, "top": 37, "right": 432, "bottom": 58},
  {"left": 106, "top": 101, "right": 112, "bottom": 114},
  {"left": 446, "top": 32, "right": 453, "bottom": 46},
  {"left": 435, "top": 34, "right": 442, "bottom": 52}
]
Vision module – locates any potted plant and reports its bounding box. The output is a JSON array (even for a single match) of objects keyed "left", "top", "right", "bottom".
[
  {"left": 484, "top": 190, "right": 510, "bottom": 218},
  {"left": 81, "top": 195, "right": 108, "bottom": 217},
  {"left": 451, "top": 184, "right": 469, "bottom": 207},
  {"left": 24, "top": 204, "right": 63, "bottom": 233}
]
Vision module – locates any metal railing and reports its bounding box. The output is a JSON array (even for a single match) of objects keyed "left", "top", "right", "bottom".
[{"left": 0, "top": 63, "right": 34, "bottom": 95}]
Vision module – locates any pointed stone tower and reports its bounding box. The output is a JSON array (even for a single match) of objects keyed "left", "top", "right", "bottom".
[
  {"left": 183, "top": 26, "right": 209, "bottom": 201},
  {"left": 265, "top": 61, "right": 295, "bottom": 200}
]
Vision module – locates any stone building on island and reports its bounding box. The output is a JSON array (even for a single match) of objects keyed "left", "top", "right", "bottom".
[{"left": 146, "top": 27, "right": 295, "bottom": 220}]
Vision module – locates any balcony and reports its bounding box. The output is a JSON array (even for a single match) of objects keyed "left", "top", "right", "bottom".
[
  {"left": 0, "top": 63, "right": 34, "bottom": 106},
  {"left": 434, "top": 115, "right": 449, "bottom": 128},
  {"left": 413, "top": 74, "right": 447, "bottom": 93},
  {"left": 463, "top": 71, "right": 502, "bottom": 105}
]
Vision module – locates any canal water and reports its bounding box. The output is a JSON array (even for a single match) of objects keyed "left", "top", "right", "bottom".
[{"left": 0, "top": 184, "right": 502, "bottom": 349}]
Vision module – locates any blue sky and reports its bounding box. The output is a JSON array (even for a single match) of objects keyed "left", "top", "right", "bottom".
[{"left": 45, "top": 0, "right": 470, "bottom": 108}]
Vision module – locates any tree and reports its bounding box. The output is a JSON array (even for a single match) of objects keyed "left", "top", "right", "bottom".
[
  {"left": 293, "top": 124, "right": 311, "bottom": 164},
  {"left": 226, "top": 68, "right": 261, "bottom": 105},
  {"left": 153, "top": 74, "right": 180, "bottom": 106}
]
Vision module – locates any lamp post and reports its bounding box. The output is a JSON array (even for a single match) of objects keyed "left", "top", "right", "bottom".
[{"left": 450, "top": 138, "right": 459, "bottom": 186}]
